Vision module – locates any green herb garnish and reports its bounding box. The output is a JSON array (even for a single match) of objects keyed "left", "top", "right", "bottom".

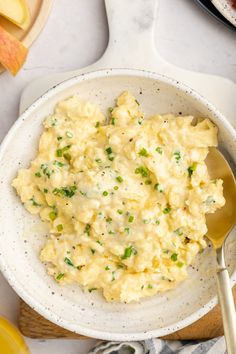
[
  {"left": 105, "top": 266, "right": 110, "bottom": 271},
  {"left": 64, "top": 257, "right": 74, "bottom": 267},
  {"left": 116, "top": 176, "right": 123, "bottom": 183},
  {"left": 121, "top": 246, "right": 137, "bottom": 259},
  {"left": 56, "top": 273, "right": 64, "bottom": 280},
  {"left": 35, "top": 172, "right": 41, "bottom": 177},
  {"left": 117, "top": 209, "right": 123, "bottom": 215},
  {"left": 163, "top": 205, "right": 171, "bottom": 214},
  {"left": 88, "top": 288, "right": 97, "bottom": 293},
  {"left": 91, "top": 248, "right": 96, "bottom": 254},
  {"left": 135, "top": 166, "right": 149, "bottom": 177},
  {"left": 66, "top": 131, "right": 73, "bottom": 138},
  {"left": 84, "top": 224, "right": 91, "bottom": 236},
  {"left": 103, "top": 191, "right": 108, "bottom": 196},
  {"left": 147, "top": 284, "right": 153, "bottom": 289},
  {"left": 174, "top": 228, "right": 183, "bottom": 236},
  {"left": 187, "top": 162, "right": 197, "bottom": 177},
  {"left": 154, "top": 183, "right": 164, "bottom": 192},
  {"left": 53, "top": 185, "right": 77, "bottom": 198},
  {"left": 53, "top": 160, "right": 65, "bottom": 167},
  {"left": 173, "top": 150, "right": 181, "bottom": 162},
  {"left": 29, "top": 197, "right": 41, "bottom": 207},
  {"left": 128, "top": 215, "right": 134, "bottom": 223},
  {"left": 138, "top": 148, "right": 149, "bottom": 157},
  {"left": 57, "top": 224, "right": 63, "bottom": 232},
  {"left": 171, "top": 253, "right": 178, "bottom": 262},
  {"left": 156, "top": 147, "right": 163, "bottom": 154}
]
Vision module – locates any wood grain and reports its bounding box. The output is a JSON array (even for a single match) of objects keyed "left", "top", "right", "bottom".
[
  {"left": 0, "top": 0, "right": 53, "bottom": 74},
  {"left": 19, "top": 286, "right": 236, "bottom": 340}
]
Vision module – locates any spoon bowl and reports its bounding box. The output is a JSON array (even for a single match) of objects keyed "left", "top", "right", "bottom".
[
  {"left": 205, "top": 147, "right": 236, "bottom": 354},
  {"left": 206, "top": 148, "right": 236, "bottom": 248}
]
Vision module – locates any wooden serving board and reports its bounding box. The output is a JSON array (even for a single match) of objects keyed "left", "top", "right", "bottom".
[
  {"left": 19, "top": 286, "right": 236, "bottom": 340},
  {"left": 0, "top": 0, "right": 53, "bottom": 74}
]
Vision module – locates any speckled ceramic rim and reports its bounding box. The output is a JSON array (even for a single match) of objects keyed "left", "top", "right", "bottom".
[
  {"left": 212, "top": 0, "right": 236, "bottom": 26},
  {"left": 0, "top": 68, "right": 236, "bottom": 341}
]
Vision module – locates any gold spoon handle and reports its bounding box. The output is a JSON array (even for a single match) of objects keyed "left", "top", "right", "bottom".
[{"left": 216, "top": 246, "right": 236, "bottom": 354}]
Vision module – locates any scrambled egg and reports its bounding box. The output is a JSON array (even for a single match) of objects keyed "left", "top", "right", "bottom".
[{"left": 12, "top": 91, "right": 225, "bottom": 303}]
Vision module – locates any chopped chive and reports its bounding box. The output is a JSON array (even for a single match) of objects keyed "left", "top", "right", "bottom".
[
  {"left": 187, "top": 162, "right": 197, "bottom": 177},
  {"left": 56, "top": 273, "right": 64, "bottom": 280},
  {"left": 96, "top": 240, "right": 103, "bottom": 246},
  {"left": 57, "top": 136, "right": 62, "bottom": 141},
  {"left": 173, "top": 150, "right": 181, "bottom": 162},
  {"left": 91, "top": 248, "right": 96, "bottom": 254},
  {"left": 103, "top": 191, "right": 108, "bottom": 196},
  {"left": 56, "top": 149, "right": 63, "bottom": 157},
  {"left": 147, "top": 284, "right": 153, "bottom": 289},
  {"left": 171, "top": 253, "right": 178, "bottom": 262},
  {"left": 177, "top": 261, "right": 184, "bottom": 268},
  {"left": 29, "top": 197, "right": 41, "bottom": 207},
  {"left": 135, "top": 166, "right": 149, "bottom": 177},
  {"left": 105, "top": 266, "right": 110, "bottom": 271},
  {"left": 111, "top": 271, "right": 115, "bottom": 281},
  {"left": 143, "top": 219, "right": 150, "bottom": 224},
  {"left": 63, "top": 153, "right": 71, "bottom": 161},
  {"left": 155, "top": 220, "right": 160, "bottom": 225},
  {"left": 111, "top": 117, "right": 115, "bottom": 125},
  {"left": 135, "top": 99, "right": 140, "bottom": 105},
  {"left": 64, "top": 257, "right": 74, "bottom": 267},
  {"left": 138, "top": 120, "right": 143, "bottom": 125},
  {"left": 43, "top": 188, "right": 48, "bottom": 193},
  {"left": 79, "top": 190, "right": 86, "bottom": 197},
  {"left": 95, "top": 158, "right": 102, "bottom": 163},
  {"left": 138, "top": 148, "right": 149, "bottom": 157},
  {"left": 106, "top": 147, "right": 112, "bottom": 155},
  {"left": 163, "top": 205, "right": 171, "bottom": 214},
  {"left": 108, "top": 107, "right": 113, "bottom": 113},
  {"left": 53, "top": 185, "right": 77, "bottom": 198},
  {"left": 121, "top": 245, "right": 137, "bottom": 259},
  {"left": 156, "top": 147, "right": 163, "bottom": 154},
  {"left": 49, "top": 211, "right": 57, "bottom": 221},
  {"left": 145, "top": 180, "right": 152, "bottom": 185},
  {"left": 57, "top": 224, "right": 63, "bottom": 232},
  {"left": 124, "top": 227, "right": 130, "bottom": 234},
  {"left": 53, "top": 160, "right": 65, "bottom": 167},
  {"left": 88, "top": 288, "right": 97, "bottom": 293},
  {"left": 95, "top": 122, "right": 100, "bottom": 128},
  {"left": 66, "top": 131, "right": 73, "bottom": 138},
  {"left": 163, "top": 249, "right": 169, "bottom": 254},
  {"left": 154, "top": 183, "right": 164, "bottom": 192},
  {"left": 84, "top": 224, "right": 91, "bottom": 236},
  {"left": 128, "top": 215, "right": 134, "bottom": 223},
  {"left": 106, "top": 217, "right": 112, "bottom": 223},
  {"left": 116, "top": 176, "right": 123, "bottom": 183},
  {"left": 113, "top": 186, "right": 119, "bottom": 190},
  {"left": 35, "top": 172, "right": 41, "bottom": 177},
  {"left": 117, "top": 209, "right": 123, "bottom": 215},
  {"left": 108, "top": 230, "right": 115, "bottom": 235},
  {"left": 174, "top": 228, "right": 183, "bottom": 236}
]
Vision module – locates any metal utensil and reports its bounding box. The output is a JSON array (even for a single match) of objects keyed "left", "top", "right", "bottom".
[{"left": 206, "top": 148, "right": 236, "bottom": 354}]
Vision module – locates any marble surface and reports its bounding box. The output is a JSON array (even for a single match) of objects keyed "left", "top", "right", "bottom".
[{"left": 0, "top": 0, "right": 235, "bottom": 353}]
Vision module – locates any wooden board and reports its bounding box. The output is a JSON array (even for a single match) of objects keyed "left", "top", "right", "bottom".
[
  {"left": 0, "top": 0, "right": 53, "bottom": 74},
  {"left": 19, "top": 286, "right": 236, "bottom": 340}
]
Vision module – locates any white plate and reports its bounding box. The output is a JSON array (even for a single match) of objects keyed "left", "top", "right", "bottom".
[
  {"left": 212, "top": 0, "right": 236, "bottom": 27},
  {"left": 0, "top": 69, "right": 236, "bottom": 341}
]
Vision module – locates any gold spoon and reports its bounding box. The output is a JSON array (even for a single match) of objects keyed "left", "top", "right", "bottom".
[{"left": 206, "top": 148, "right": 236, "bottom": 354}]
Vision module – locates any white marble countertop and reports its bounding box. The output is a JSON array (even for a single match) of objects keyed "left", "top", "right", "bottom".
[{"left": 0, "top": 0, "right": 235, "bottom": 353}]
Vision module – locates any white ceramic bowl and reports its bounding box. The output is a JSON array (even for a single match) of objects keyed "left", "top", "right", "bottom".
[{"left": 0, "top": 69, "right": 235, "bottom": 341}]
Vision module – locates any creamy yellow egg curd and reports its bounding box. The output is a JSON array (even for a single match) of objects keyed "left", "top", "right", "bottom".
[{"left": 12, "top": 91, "right": 225, "bottom": 303}]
